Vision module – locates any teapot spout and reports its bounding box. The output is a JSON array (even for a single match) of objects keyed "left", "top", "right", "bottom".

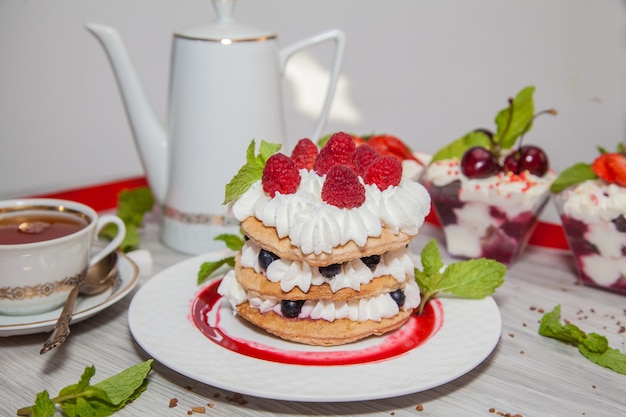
[{"left": 85, "top": 23, "right": 168, "bottom": 205}]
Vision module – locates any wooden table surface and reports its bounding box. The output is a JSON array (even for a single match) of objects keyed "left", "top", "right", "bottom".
[{"left": 2, "top": 215, "right": 625, "bottom": 417}]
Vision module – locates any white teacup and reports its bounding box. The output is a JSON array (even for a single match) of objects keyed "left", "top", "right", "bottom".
[{"left": 0, "top": 198, "right": 126, "bottom": 316}]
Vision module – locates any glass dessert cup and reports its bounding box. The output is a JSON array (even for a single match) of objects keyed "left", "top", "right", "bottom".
[
  {"left": 554, "top": 190, "right": 626, "bottom": 294},
  {"left": 423, "top": 179, "right": 549, "bottom": 265}
]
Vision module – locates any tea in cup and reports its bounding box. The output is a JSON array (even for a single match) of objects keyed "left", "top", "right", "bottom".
[{"left": 0, "top": 198, "right": 126, "bottom": 316}]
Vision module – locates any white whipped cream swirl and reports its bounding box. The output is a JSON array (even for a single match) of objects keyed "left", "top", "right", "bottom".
[
  {"left": 231, "top": 169, "right": 431, "bottom": 254},
  {"left": 240, "top": 240, "right": 414, "bottom": 293},
  {"left": 558, "top": 180, "right": 626, "bottom": 223},
  {"left": 217, "top": 270, "right": 420, "bottom": 323}
]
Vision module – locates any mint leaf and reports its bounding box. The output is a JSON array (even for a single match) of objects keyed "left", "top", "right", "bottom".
[
  {"left": 197, "top": 233, "right": 243, "bottom": 284},
  {"left": 550, "top": 162, "right": 597, "bottom": 193},
  {"left": 414, "top": 239, "right": 445, "bottom": 297},
  {"left": 198, "top": 257, "right": 235, "bottom": 285},
  {"left": 414, "top": 239, "right": 506, "bottom": 314},
  {"left": 224, "top": 161, "right": 264, "bottom": 204},
  {"left": 538, "top": 305, "right": 586, "bottom": 345},
  {"left": 223, "top": 140, "right": 281, "bottom": 204},
  {"left": 115, "top": 187, "right": 154, "bottom": 225},
  {"left": 30, "top": 391, "right": 56, "bottom": 417},
  {"left": 57, "top": 365, "right": 111, "bottom": 407},
  {"left": 58, "top": 387, "right": 112, "bottom": 417},
  {"left": 99, "top": 186, "right": 154, "bottom": 252},
  {"left": 214, "top": 233, "right": 245, "bottom": 251},
  {"left": 17, "top": 360, "right": 153, "bottom": 417},
  {"left": 581, "top": 332, "right": 609, "bottom": 354},
  {"left": 539, "top": 306, "right": 626, "bottom": 375},
  {"left": 258, "top": 140, "right": 282, "bottom": 162},
  {"left": 419, "top": 239, "right": 444, "bottom": 277},
  {"left": 430, "top": 130, "right": 492, "bottom": 163},
  {"left": 579, "top": 345, "right": 626, "bottom": 374},
  {"left": 437, "top": 258, "right": 506, "bottom": 298},
  {"left": 94, "top": 359, "right": 153, "bottom": 405},
  {"left": 76, "top": 365, "right": 96, "bottom": 392},
  {"left": 73, "top": 397, "right": 95, "bottom": 417},
  {"left": 494, "top": 86, "right": 535, "bottom": 149}
]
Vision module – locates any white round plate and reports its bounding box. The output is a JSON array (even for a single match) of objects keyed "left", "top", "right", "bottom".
[
  {"left": 0, "top": 253, "right": 139, "bottom": 337},
  {"left": 129, "top": 251, "right": 502, "bottom": 402}
]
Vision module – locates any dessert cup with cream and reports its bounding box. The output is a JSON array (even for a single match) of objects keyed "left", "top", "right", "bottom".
[
  {"left": 551, "top": 145, "right": 626, "bottom": 294},
  {"left": 421, "top": 85, "right": 556, "bottom": 265}
]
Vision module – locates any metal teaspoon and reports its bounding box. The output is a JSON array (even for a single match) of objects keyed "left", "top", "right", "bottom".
[{"left": 40, "top": 251, "right": 119, "bottom": 354}]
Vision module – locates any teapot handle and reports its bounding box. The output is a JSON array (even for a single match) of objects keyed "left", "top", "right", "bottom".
[{"left": 279, "top": 29, "right": 346, "bottom": 142}]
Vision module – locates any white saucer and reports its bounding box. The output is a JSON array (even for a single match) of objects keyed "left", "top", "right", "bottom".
[{"left": 0, "top": 252, "right": 139, "bottom": 337}]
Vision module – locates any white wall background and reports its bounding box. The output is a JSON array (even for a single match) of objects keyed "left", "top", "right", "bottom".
[{"left": 1, "top": 0, "right": 626, "bottom": 224}]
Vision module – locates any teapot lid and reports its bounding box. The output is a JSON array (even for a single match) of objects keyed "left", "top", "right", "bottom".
[{"left": 176, "top": 0, "right": 275, "bottom": 41}]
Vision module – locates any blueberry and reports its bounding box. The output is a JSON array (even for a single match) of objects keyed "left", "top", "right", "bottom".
[
  {"left": 258, "top": 249, "right": 279, "bottom": 270},
  {"left": 361, "top": 254, "right": 381, "bottom": 270},
  {"left": 390, "top": 289, "right": 405, "bottom": 307},
  {"left": 281, "top": 300, "right": 305, "bottom": 318},
  {"left": 612, "top": 215, "right": 626, "bottom": 233},
  {"left": 319, "top": 263, "right": 341, "bottom": 278}
]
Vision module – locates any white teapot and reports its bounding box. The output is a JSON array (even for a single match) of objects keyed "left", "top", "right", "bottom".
[{"left": 86, "top": 0, "right": 345, "bottom": 254}]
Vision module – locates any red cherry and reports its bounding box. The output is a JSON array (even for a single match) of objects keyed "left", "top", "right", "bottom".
[
  {"left": 460, "top": 146, "right": 501, "bottom": 179},
  {"left": 518, "top": 145, "right": 549, "bottom": 176},
  {"left": 503, "top": 151, "right": 522, "bottom": 174}
]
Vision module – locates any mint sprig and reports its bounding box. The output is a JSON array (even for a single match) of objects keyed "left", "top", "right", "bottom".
[
  {"left": 197, "top": 233, "right": 245, "bottom": 285},
  {"left": 539, "top": 305, "right": 626, "bottom": 375},
  {"left": 550, "top": 143, "right": 626, "bottom": 193},
  {"left": 431, "top": 86, "right": 555, "bottom": 163},
  {"left": 414, "top": 239, "right": 506, "bottom": 314},
  {"left": 493, "top": 85, "right": 535, "bottom": 149},
  {"left": 430, "top": 130, "right": 492, "bottom": 162},
  {"left": 99, "top": 186, "right": 154, "bottom": 252},
  {"left": 17, "top": 359, "right": 153, "bottom": 417},
  {"left": 549, "top": 162, "right": 597, "bottom": 193},
  {"left": 223, "top": 140, "right": 281, "bottom": 204}
]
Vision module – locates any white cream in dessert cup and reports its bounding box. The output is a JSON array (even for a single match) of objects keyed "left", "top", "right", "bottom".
[
  {"left": 554, "top": 180, "right": 626, "bottom": 292},
  {"left": 422, "top": 158, "right": 556, "bottom": 264}
]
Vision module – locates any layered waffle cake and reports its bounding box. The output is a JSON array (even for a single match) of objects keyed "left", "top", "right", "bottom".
[{"left": 218, "top": 132, "right": 431, "bottom": 345}]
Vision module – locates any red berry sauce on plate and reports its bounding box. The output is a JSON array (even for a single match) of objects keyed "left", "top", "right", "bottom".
[{"left": 190, "top": 278, "right": 444, "bottom": 366}]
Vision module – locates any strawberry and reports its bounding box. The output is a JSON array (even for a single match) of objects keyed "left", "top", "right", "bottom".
[
  {"left": 291, "top": 138, "right": 318, "bottom": 170},
  {"left": 262, "top": 153, "right": 301, "bottom": 197},
  {"left": 354, "top": 144, "right": 380, "bottom": 176},
  {"left": 592, "top": 154, "right": 612, "bottom": 183},
  {"left": 351, "top": 134, "right": 366, "bottom": 147},
  {"left": 366, "top": 134, "right": 422, "bottom": 164},
  {"left": 593, "top": 153, "right": 626, "bottom": 187},
  {"left": 321, "top": 165, "right": 365, "bottom": 209},
  {"left": 313, "top": 132, "right": 357, "bottom": 175},
  {"left": 363, "top": 155, "right": 403, "bottom": 190},
  {"left": 606, "top": 155, "right": 626, "bottom": 187}
]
